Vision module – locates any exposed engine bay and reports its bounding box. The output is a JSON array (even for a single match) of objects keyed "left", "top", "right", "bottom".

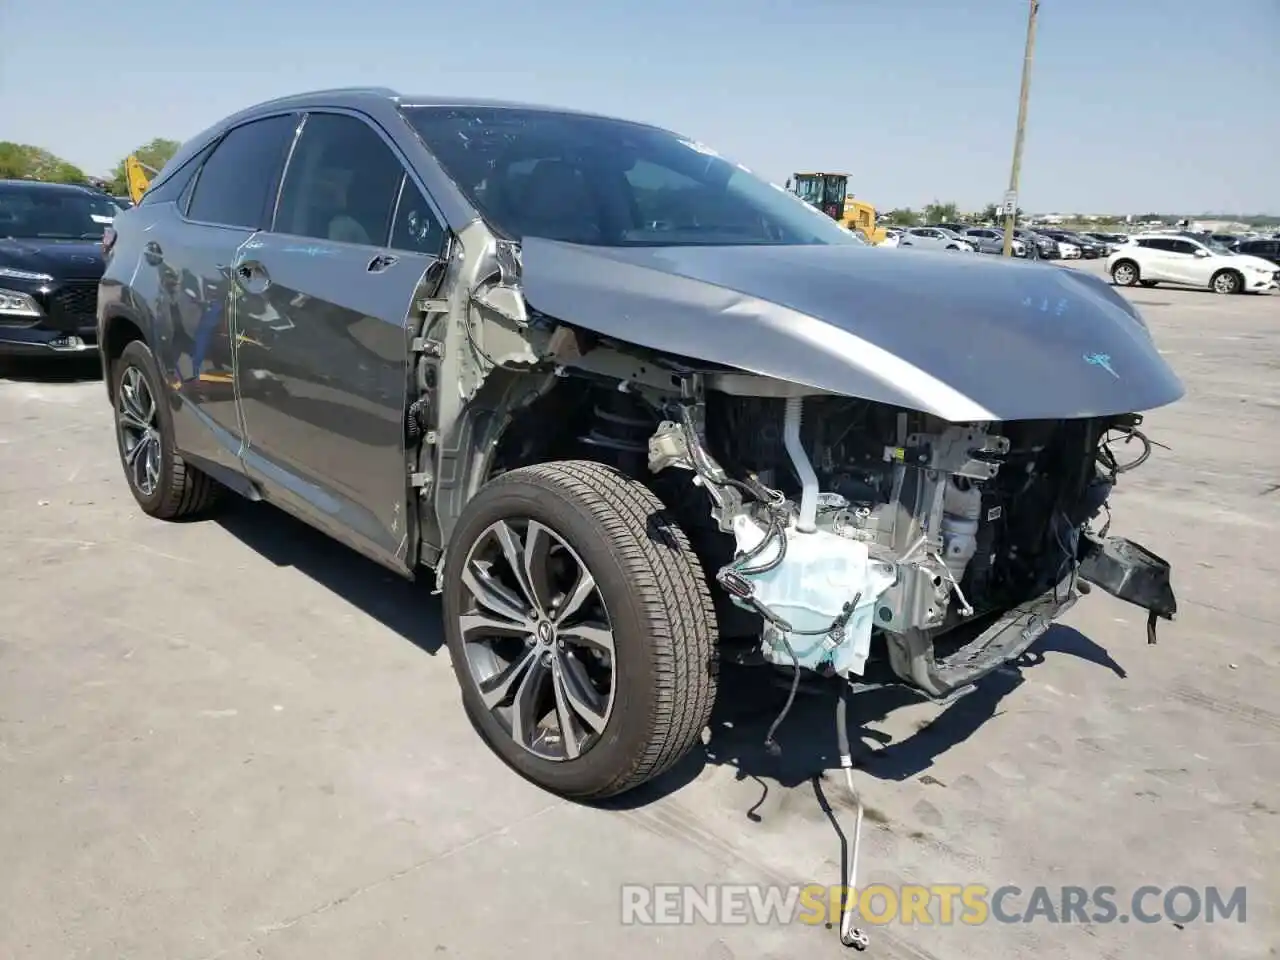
[
  {"left": 693, "top": 394, "right": 1126, "bottom": 675},
  {"left": 487, "top": 362, "right": 1176, "bottom": 700}
]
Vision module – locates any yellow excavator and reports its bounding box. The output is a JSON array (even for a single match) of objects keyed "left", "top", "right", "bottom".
[
  {"left": 788, "top": 172, "right": 886, "bottom": 244},
  {"left": 124, "top": 155, "right": 157, "bottom": 205}
]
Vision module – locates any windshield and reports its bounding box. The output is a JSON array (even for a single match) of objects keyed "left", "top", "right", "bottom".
[
  {"left": 402, "top": 107, "right": 862, "bottom": 248},
  {"left": 0, "top": 186, "right": 120, "bottom": 239},
  {"left": 1202, "top": 238, "right": 1234, "bottom": 255}
]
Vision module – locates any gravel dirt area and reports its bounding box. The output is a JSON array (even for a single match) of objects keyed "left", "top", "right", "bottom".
[{"left": 1, "top": 260, "right": 1276, "bottom": 960}]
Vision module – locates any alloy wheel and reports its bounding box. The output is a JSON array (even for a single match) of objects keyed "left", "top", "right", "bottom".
[
  {"left": 457, "top": 518, "right": 617, "bottom": 761},
  {"left": 1213, "top": 273, "right": 1238, "bottom": 294},
  {"left": 117, "top": 366, "right": 162, "bottom": 497},
  {"left": 1113, "top": 264, "right": 1137, "bottom": 285}
]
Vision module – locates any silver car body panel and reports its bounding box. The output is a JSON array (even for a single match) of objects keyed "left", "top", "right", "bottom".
[{"left": 518, "top": 238, "right": 1185, "bottom": 422}]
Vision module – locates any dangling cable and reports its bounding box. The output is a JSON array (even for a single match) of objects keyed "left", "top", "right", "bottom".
[{"left": 835, "top": 685, "right": 869, "bottom": 950}]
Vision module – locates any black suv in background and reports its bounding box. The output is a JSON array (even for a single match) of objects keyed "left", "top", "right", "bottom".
[
  {"left": 1041, "top": 229, "right": 1106, "bottom": 259},
  {"left": 0, "top": 180, "right": 119, "bottom": 356},
  {"left": 1236, "top": 238, "right": 1280, "bottom": 267}
]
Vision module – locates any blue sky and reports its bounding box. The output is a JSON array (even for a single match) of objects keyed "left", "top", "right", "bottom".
[{"left": 2, "top": 0, "right": 1275, "bottom": 214}]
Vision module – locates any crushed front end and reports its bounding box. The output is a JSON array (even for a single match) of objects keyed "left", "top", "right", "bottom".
[{"left": 647, "top": 381, "right": 1176, "bottom": 700}]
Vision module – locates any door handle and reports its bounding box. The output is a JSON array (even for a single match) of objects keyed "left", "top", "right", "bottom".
[{"left": 367, "top": 254, "right": 398, "bottom": 273}]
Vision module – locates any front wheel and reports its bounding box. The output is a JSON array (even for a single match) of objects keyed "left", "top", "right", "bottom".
[
  {"left": 1211, "top": 270, "right": 1242, "bottom": 295},
  {"left": 442, "top": 460, "right": 719, "bottom": 801}
]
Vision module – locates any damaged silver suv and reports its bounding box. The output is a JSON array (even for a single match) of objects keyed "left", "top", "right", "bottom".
[{"left": 98, "top": 89, "right": 1183, "bottom": 800}]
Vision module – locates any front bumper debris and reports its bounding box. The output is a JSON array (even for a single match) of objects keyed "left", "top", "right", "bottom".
[
  {"left": 883, "top": 574, "right": 1078, "bottom": 700},
  {"left": 1078, "top": 534, "right": 1177, "bottom": 643}
]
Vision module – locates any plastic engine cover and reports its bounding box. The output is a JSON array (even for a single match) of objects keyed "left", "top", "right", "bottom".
[{"left": 730, "top": 515, "right": 897, "bottom": 676}]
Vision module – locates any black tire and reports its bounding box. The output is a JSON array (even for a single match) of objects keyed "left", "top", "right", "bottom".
[
  {"left": 442, "top": 460, "right": 718, "bottom": 801},
  {"left": 1210, "top": 269, "right": 1242, "bottom": 295},
  {"left": 1139, "top": 280, "right": 1159, "bottom": 287},
  {"left": 1111, "top": 259, "right": 1140, "bottom": 286},
  {"left": 112, "top": 339, "right": 222, "bottom": 519}
]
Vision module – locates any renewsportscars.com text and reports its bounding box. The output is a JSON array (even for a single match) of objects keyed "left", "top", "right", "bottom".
[{"left": 620, "top": 883, "right": 1248, "bottom": 927}]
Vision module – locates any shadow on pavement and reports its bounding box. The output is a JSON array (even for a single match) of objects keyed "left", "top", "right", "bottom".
[
  {"left": 0, "top": 355, "right": 102, "bottom": 383},
  {"left": 208, "top": 491, "right": 1130, "bottom": 819},
  {"left": 214, "top": 496, "right": 445, "bottom": 656},
  {"left": 608, "top": 624, "right": 1126, "bottom": 811}
]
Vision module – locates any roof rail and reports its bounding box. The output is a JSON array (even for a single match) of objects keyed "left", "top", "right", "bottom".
[{"left": 251, "top": 86, "right": 400, "bottom": 108}]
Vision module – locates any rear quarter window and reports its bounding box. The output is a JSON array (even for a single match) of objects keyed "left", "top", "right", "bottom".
[{"left": 186, "top": 114, "right": 299, "bottom": 229}]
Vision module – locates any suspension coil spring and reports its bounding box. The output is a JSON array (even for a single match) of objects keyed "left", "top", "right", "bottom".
[{"left": 578, "top": 393, "right": 654, "bottom": 457}]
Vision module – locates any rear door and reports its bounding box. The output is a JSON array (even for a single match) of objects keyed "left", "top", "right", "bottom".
[
  {"left": 150, "top": 113, "right": 299, "bottom": 474},
  {"left": 1138, "top": 238, "right": 1182, "bottom": 282},
  {"left": 232, "top": 110, "right": 450, "bottom": 569}
]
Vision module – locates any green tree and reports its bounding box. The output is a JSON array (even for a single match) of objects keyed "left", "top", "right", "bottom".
[
  {"left": 980, "top": 203, "right": 1000, "bottom": 223},
  {"left": 108, "top": 137, "right": 181, "bottom": 194},
  {"left": 886, "top": 207, "right": 920, "bottom": 226},
  {"left": 922, "top": 201, "right": 959, "bottom": 224},
  {"left": 0, "top": 142, "right": 88, "bottom": 183}
]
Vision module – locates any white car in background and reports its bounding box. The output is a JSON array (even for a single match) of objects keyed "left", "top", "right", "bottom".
[
  {"left": 895, "top": 226, "right": 976, "bottom": 252},
  {"left": 1108, "top": 233, "right": 1280, "bottom": 295}
]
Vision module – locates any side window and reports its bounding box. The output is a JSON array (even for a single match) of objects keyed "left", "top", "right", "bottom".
[
  {"left": 274, "top": 112, "right": 405, "bottom": 246},
  {"left": 390, "top": 178, "right": 448, "bottom": 256},
  {"left": 1169, "top": 240, "right": 1198, "bottom": 255},
  {"left": 139, "top": 144, "right": 210, "bottom": 208},
  {"left": 186, "top": 115, "right": 298, "bottom": 228}
]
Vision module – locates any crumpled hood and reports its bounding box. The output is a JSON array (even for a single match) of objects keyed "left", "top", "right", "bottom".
[
  {"left": 519, "top": 239, "right": 1185, "bottom": 422},
  {"left": 0, "top": 238, "right": 104, "bottom": 280}
]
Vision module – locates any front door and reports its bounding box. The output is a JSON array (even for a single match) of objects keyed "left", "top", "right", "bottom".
[
  {"left": 232, "top": 110, "right": 450, "bottom": 569},
  {"left": 1165, "top": 239, "right": 1211, "bottom": 286}
]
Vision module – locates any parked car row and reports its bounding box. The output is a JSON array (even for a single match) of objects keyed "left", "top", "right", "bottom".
[{"left": 880, "top": 226, "right": 977, "bottom": 252}]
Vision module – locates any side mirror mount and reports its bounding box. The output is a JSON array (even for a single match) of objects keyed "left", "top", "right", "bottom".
[{"left": 1193, "top": 249, "right": 1211, "bottom": 258}]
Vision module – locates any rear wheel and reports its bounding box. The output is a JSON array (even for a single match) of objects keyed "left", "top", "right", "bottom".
[
  {"left": 1211, "top": 270, "right": 1242, "bottom": 295},
  {"left": 1111, "top": 260, "right": 1140, "bottom": 286},
  {"left": 442, "top": 460, "right": 718, "bottom": 800},
  {"left": 112, "top": 340, "right": 222, "bottom": 519}
]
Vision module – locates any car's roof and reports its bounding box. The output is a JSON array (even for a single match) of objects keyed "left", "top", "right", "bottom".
[
  {"left": 0, "top": 179, "right": 101, "bottom": 195},
  {"left": 163, "top": 86, "right": 677, "bottom": 204},
  {"left": 242, "top": 87, "right": 661, "bottom": 128}
]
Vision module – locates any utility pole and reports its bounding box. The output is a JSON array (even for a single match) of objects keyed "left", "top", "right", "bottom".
[{"left": 1001, "top": 0, "right": 1040, "bottom": 257}]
